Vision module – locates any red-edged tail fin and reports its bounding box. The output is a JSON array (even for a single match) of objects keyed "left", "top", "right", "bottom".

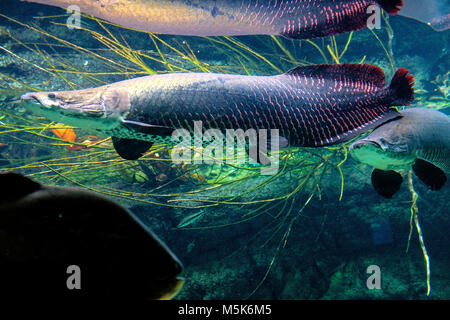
[
  {"left": 377, "top": 0, "right": 403, "bottom": 15},
  {"left": 389, "top": 68, "right": 414, "bottom": 106}
]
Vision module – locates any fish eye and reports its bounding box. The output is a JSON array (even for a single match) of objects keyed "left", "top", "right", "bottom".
[{"left": 48, "top": 93, "right": 56, "bottom": 99}]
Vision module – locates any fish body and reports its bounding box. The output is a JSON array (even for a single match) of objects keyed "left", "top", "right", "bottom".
[
  {"left": 21, "top": 64, "right": 415, "bottom": 160},
  {"left": 0, "top": 172, "right": 184, "bottom": 300},
  {"left": 350, "top": 108, "right": 450, "bottom": 198},
  {"left": 23, "top": 0, "right": 403, "bottom": 39}
]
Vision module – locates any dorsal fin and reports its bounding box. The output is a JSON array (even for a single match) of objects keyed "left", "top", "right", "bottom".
[
  {"left": 283, "top": 64, "right": 386, "bottom": 88},
  {"left": 0, "top": 172, "right": 41, "bottom": 203}
]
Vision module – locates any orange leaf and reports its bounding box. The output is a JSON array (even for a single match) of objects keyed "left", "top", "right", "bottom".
[{"left": 51, "top": 124, "right": 77, "bottom": 143}]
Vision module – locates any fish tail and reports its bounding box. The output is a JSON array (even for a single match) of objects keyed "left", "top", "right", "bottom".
[
  {"left": 388, "top": 68, "right": 415, "bottom": 106},
  {"left": 376, "top": 0, "right": 404, "bottom": 15}
]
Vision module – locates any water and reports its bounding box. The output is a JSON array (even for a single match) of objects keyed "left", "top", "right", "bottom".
[{"left": 0, "top": 0, "right": 449, "bottom": 300}]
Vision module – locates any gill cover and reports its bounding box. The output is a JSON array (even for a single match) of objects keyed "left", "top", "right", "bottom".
[{"left": 101, "top": 88, "right": 131, "bottom": 119}]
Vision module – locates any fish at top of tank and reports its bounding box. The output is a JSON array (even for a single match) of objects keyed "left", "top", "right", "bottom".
[{"left": 22, "top": 0, "right": 406, "bottom": 39}]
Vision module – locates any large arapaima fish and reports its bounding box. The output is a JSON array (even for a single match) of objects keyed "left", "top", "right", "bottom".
[
  {"left": 21, "top": 64, "right": 415, "bottom": 160},
  {"left": 22, "top": 0, "right": 404, "bottom": 39}
]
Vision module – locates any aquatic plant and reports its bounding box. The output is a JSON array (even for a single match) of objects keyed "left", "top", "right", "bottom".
[{"left": 406, "top": 171, "right": 431, "bottom": 296}]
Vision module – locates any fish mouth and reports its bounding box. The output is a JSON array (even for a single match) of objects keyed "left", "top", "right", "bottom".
[
  {"left": 21, "top": 93, "right": 48, "bottom": 107},
  {"left": 21, "top": 92, "right": 65, "bottom": 113},
  {"left": 350, "top": 140, "right": 382, "bottom": 150},
  {"left": 21, "top": 92, "right": 104, "bottom": 118},
  {"left": 21, "top": 91, "right": 123, "bottom": 131}
]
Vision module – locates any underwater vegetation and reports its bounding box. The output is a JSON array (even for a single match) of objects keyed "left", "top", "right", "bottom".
[{"left": 0, "top": 0, "right": 449, "bottom": 299}]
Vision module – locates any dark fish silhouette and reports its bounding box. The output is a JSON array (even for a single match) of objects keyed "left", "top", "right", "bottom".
[
  {"left": 350, "top": 108, "right": 449, "bottom": 198},
  {"left": 21, "top": 64, "right": 415, "bottom": 160},
  {"left": 24, "top": 0, "right": 403, "bottom": 39},
  {"left": 0, "top": 172, "right": 184, "bottom": 300}
]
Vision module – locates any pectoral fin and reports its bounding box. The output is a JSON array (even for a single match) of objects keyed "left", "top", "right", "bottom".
[
  {"left": 412, "top": 158, "right": 447, "bottom": 191},
  {"left": 112, "top": 137, "right": 154, "bottom": 160},
  {"left": 113, "top": 120, "right": 175, "bottom": 160},
  {"left": 371, "top": 169, "right": 403, "bottom": 199}
]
